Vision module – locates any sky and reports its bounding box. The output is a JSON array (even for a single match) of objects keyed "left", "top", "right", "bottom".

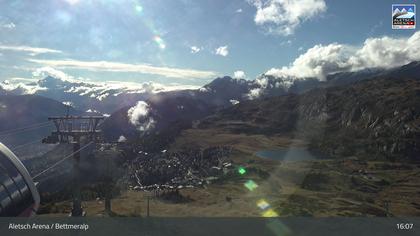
[{"left": 0, "top": 0, "right": 418, "bottom": 87}]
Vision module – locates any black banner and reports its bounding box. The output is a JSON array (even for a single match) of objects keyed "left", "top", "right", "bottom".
[{"left": 0, "top": 217, "right": 419, "bottom": 236}]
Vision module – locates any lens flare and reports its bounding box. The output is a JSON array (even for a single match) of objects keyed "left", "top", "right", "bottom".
[
  {"left": 131, "top": 2, "right": 166, "bottom": 51},
  {"left": 257, "top": 199, "right": 270, "bottom": 210},
  {"left": 266, "top": 219, "right": 291, "bottom": 236},
  {"left": 244, "top": 180, "right": 258, "bottom": 191},
  {"left": 153, "top": 36, "right": 166, "bottom": 50},
  {"left": 238, "top": 167, "right": 246, "bottom": 175},
  {"left": 135, "top": 4, "right": 143, "bottom": 13},
  {"left": 262, "top": 209, "right": 279, "bottom": 217}
]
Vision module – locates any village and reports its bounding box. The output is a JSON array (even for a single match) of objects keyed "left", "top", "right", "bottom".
[{"left": 125, "top": 146, "right": 234, "bottom": 193}]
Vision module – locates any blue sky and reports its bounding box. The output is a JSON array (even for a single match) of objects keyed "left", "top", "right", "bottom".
[{"left": 0, "top": 0, "right": 418, "bottom": 87}]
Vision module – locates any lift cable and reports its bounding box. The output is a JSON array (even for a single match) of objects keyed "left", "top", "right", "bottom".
[
  {"left": 11, "top": 138, "right": 47, "bottom": 152},
  {"left": 0, "top": 122, "right": 53, "bottom": 137},
  {"left": 0, "top": 121, "right": 51, "bottom": 135},
  {"left": 32, "top": 141, "right": 94, "bottom": 180}
]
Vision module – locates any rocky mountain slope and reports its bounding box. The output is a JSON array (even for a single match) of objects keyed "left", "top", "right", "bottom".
[{"left": 198, "top": 75, "right": 420, "bottom": 161}]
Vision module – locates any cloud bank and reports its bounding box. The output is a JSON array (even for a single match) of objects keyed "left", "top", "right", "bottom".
[
  {"left": 1, "top": 67, "right": 201, "bottom": 99},
  {"left": 266, "top": 31, "right": 420, "bottom": 80},
  {"left": 0, "top": 45, "right": 62, "bottom": 55},
  {"left": 27, "top": 58, "right": 218, "bottom": 79}
]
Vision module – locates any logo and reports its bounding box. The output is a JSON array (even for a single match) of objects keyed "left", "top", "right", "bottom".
[{"left": 392, "top": 4, "right": 416, "bottom": 29}]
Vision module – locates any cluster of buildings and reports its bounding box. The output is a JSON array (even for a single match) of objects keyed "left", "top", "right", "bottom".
[{"left": 126, "top": 146, "right": 234, "bottom": 191}]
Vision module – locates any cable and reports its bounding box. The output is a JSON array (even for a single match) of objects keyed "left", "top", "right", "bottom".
[
  {"left": 32, "top": 141, "right": 94, "bottom": 180},
  {"left": 0, "top": 121, "right": 51, "bottom": 136},
  {"left": 10, "top": 138, "right": 45, "bottom": 151},
  {"left": 0, "top": 123, "right": 53, "bottom": 138},
  {"left": 32, "top": 141, "right": 93, "bottom": 180},
  {"left": 0, "top": 122, "right": 53, "bottom": 137}
]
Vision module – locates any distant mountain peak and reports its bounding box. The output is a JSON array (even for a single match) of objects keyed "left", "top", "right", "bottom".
[{"left": 37, "top": 75, "right": 76, "bottom": 89}]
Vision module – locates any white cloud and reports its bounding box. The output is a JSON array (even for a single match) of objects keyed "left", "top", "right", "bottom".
[
  {"left": 64, "top": 0, "right": 80, "bottom": 5},
  {"left": 118, "top": 135, "right": 127, "bottom": 142},
  {"left": 265, "top": 31, "right": 420, "bottom": 80},
  {"left": 27, "top": 58, "right": 217, "bottom": 79},
  {"left": 104, "top": 81, "right": 200, "bottom": 93},
  {"left": 246, "top": 77, "right": 269, "bottom": 99},
  {"left": 236, "top": 8, "right": 243, "bottom": 13},
  {"left": 0, "top": 45, "right": 62, "bottom": 55},
  {"left": 248, "top": 0, "right": 327, "bottom": 35},
  {"left": 62, "top": 101, "right": 74, "bottom": 107},
  {"left": 348, "top": 32, "right": 420, "bottom": 69},
  {"left": 127, "top": 101, "right": 156, "bottom": 132},
  {"left": 190, "top": 46, "right": 201, "bottom": 54},
  {"left": 246, "top": 75, "right": 295, "bottom": 100},
  {"left": 33, "top": 67, "right": 200, "bottom": 94},
  {"left": 1, "top": 67, "right": 201, "bottom": 102},
  {"left": 280, "top": 40, "right": 292, "bottom": 46},
  {"left": 230, "top": 99, "right": 240, "bottom": 105},
  {"left": 233, "top": 70, "right": 246, "bottom": 79},
  {"left": 7, "top": 77, "right": 38, "bottom": 83},
  {"left": 128, "top": 101, "right": 150, "bottom": 124},
  {"left": 0, "top": 80, "right": 47, "bottom": 95},
  {"left": 86, "top": 109, "right": 100, "bottom": 113},
  {"left": 2, "top": 22, "right": 15, "bottom": 29},
  {"left": 266, "top": 43, "right": 350, "bottom": 80},
  {"left": 32, "top": 66, "right": 79, "bottom": 83},
  {"left": 247, "top": 88, "right": 263, "bottom": 100},
  {"left": 215, "top": 45, "right": 229, "bottom": 57},
  {"left": 96, "top": 93, "right": 109, "bottom": 101}
]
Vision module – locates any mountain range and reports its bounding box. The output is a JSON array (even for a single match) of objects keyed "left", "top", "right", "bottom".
[
  {"left": 1, "top": 61, "right": 420, "bottom": 161},
  {"left": 0, "top": 75, "right": 198, "bottom": 114},
  {"left": 101, "top": 61, "right": 420, "bottom": 143},
  {"left": 0, "top": 64, "right": 399, "bottom": 115}
]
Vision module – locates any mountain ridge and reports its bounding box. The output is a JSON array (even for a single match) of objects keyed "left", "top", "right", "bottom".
[{"left": 196, "top": 75, "right": 420, "bottom": 161}]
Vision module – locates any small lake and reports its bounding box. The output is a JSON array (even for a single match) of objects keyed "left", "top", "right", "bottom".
[{"left": 256, "top": 147, "right": 324, "bottom": 162}]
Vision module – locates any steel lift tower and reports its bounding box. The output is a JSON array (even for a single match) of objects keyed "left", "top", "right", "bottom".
[{"left": 43, "top": 115, "right": 104, "bottom": 216}]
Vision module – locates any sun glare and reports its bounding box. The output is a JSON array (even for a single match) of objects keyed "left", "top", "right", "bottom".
[
  {"left": 135, "top": 5, "right": 143, "bottom": 13},
  {"left": 153, "top": 36, "right": 166, "bottom": 50}
]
